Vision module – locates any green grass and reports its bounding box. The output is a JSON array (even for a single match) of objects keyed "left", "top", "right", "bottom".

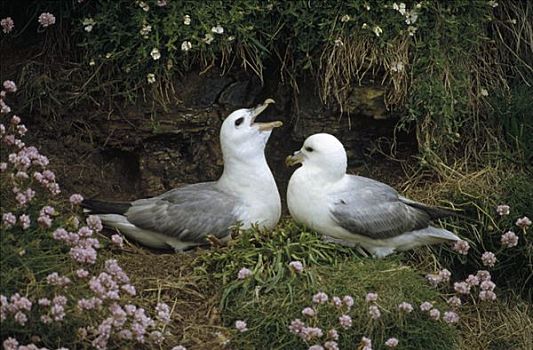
[{"left": 198, "top": 222, "right": 459, "bottom": 349}]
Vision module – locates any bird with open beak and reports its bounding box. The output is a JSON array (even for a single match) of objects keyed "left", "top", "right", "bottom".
[{"left": 82, "top": 99, "right": 283, "bottom": 251}]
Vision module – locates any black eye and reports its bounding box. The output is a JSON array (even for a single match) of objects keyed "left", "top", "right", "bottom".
[
  {"left": 305, "top": 146, "right": 314, "bottom": 152},
  {"left": 235, "top": 117, "right": 245, "bottom": 126}
]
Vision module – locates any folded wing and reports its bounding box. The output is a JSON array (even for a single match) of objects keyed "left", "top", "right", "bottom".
[
  {"left": 330, "top": 176, "right": 432, "bottom": 239},
  {"left": 126, "top": 182, "right": 241, "bottom": 243}
]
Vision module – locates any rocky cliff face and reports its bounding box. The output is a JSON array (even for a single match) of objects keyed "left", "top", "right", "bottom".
[{"left": 26, "top": 67, "right": 411, "bottom": 205}]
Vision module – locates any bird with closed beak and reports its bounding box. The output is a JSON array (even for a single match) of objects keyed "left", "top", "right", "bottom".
[{"left": 286, "top": 133, "right": 461, "bottom": 258}]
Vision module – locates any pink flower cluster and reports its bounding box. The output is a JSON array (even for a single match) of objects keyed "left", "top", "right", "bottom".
[
  {"left": 481, "top": 251, "right": 497, "bottom": 267},
  {"left": 452, "top": 239, "right": 470, "bottom": 255},
  {"left": 516, "top": 216, "right": 531, "bottom": 230},
  {"left": 38, "top": 295, "right": 68, "bottom": 323},
  {"left": 1, "top": 78, "right": 172, "bottom": 349},
  {"left": 398, "top": 302, "right": 413, "bottom": 313},
  {"left": 312, "top": 292, "right": 328, "bottom": 304},
  {"left": 46, "top": 272, "right": 71, "bottom": 287},
  {"left": 500, "top": 231, "right": 518, "bottom": 248},
  {"left": 1, "top": 293, "right": 32, "bottom": 325},
  {"left": 53, "top": 224, "right": 100, "bottom": 264},
  {"left": 237, "top": 267, "right": 252, "bottom": 280},
  {"left": 426, "top": 268, "right": 452, "bottom": 287},
  {"left": 289, "top": 260, "right": 304, "bottom": 273},
  {"left": 1, "top": 17, "right": 14, "bottom": 33},
  {"left": 38, "top": 12, "right": 56, "bottom": 27},
  {"left": 235, "top": 320, "right": 248, "bottom": 332},
  {"left": 496, "top": 204, "right": 510, "bottom": 216}
]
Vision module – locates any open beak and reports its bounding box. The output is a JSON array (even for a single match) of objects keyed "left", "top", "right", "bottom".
[
  {"left": 285, "top": 150, "right": 304, "bottom": 167},
  {"left": 251, "top": 98, "right": 283, "bottom": 131}
]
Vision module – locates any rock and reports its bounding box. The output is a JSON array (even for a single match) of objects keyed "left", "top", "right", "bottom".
[{"left": 218, "top": 76, "right": 262, "bottom": 108}]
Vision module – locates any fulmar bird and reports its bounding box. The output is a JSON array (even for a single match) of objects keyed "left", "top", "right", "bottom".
[
  {"left": 286, "top": 133, "right": 460, "bottom": 258},
  {"left": 82, "top": 99, "right": 282, "bottom": 251}
]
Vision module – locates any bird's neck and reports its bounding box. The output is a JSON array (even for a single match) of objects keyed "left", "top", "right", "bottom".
[
  {"left": 217, "top": 153, "right": 278, "bottom": 195},
  {"left": 298, "top": 165, "right": 345, "bottom": 186}
]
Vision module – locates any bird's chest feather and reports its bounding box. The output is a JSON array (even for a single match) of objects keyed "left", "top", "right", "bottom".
[{"left": 287, "top": 171, "right": 331, "bottom": 229}]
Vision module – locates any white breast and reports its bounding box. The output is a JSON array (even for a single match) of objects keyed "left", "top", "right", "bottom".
[{"left": 287, "top": 168, "right": 331, "bottom": 230}]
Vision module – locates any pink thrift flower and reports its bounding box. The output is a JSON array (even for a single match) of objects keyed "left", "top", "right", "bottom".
[
  {"left": 429, "top": 308, "right": 440, "bottom": 320},
  {"left": 3, "top": 337, "right": 19, "bottom": 350},
  {"left": 69, "top": 193, "right": 84, "bottom": 205},
  {"left": 338, "top": 314, "right": 352, "bottom": 329},
  {"left": 398, "top": 302, "right": 413, "bottom": 313},
  {"left": 302, "top": 307, "right": 316, "bottom": 317},
  {"left": 289, "top": 261, "right": 304, "bottom": 273},
  {"left": 465, "top": 274, "right": 480, "bottom": 287},
  {"left": 2, "top": 212, "right": 17, "bottom": 228},
  {"left": 496, "top": 204, "right": 510, "bottom": 216},
  {"left": 443, "top": 311, "right": 460, "bottom": 324},
  {"left": 332, "top": 296, "right": 342, "bottom": 308},
  {"left": 385, "top": 337, "right": 399, "bottom": 348},
  {"left": 454, "top": 282, "right": 471, "bottom": 295},
  {"left": 76, "top": 269, "right": 89, "bottom": 278},
  {"left": 342, "top": 295, "right": 354, "bottom": 308},
  {"left": 38, "top": 214, "right": 52, "bottom": 228},
  {"left": 365, "top": 292, "right": 378, "bottom": 303},
  {"left": 0, "top": 162, "right": 7, "bottom": 172},
  {"left": 157, "top": 0, "right": 167, "bottom": 6},
  {"left": 516, "top": 216, "right": 531, "bottom": 230},
  {"left": 308, "top": 346, "right": 324, "bottom": 350},
  {"left": 420, "top": 301, "right": 433, "bottom": 312},
  {"left": 1, "top": 17, "right": 15, "bottom": 33},
  {"left": 111, "top": 234, "right": 124, "bottom": 248},
  {"left": 501, "top": 231, "right": 519, "bottom": 248},
  {"left": 452, "top": 240, "right": 470, "bottom": 255},
  {"left": 46, "top": 272, "right": 71, "bottom": 287},
  {"left": 10, "top": 115, "right": 21, "bottom": 124},
  {"left": 237, "top": 267, "right": 252, "bottom": 279},
  {"left": 324, "top": 341, "right": 339, "bottom": 350},
  {"left": 312, "top": 292, "right": 328, "bottom": 304},
  {"left": 235, "top": 320, "right": 248, "bottom": 332},
  {"left": 480, "top": 280, "right": 496, "bottom": 291},
  {"left": 38, "top": 298, "right": 51, "bottom": 306},
  {"left": 427, "top": 275, "right": 441, "bottom": 288},
  {"left": 38, "top": 12, "right": 56, "bottom": 27},
  {"left": 288, "top": 318, "right": 305, "bottom": 334},
  {"left": 327, "top": 329, "right": 339, "bottom": 340},
  {"left": 19, "top": 214, "right": 30, "bottom": 230},
  {"left": 150, "top": 330, "right": 164, "bottom": 345},
  {"left": 479, "top": 290, "right": 497, "bottom": 301},
  {"left": 438, "top": 269, "right": 451, "bottom": 282},
  {"left": 156, "top": 302, "right": 171, "bottom": 324},
  {"left": 481, "top": 251, "right": 497, "bottom": 267},
  {"left": 368, "top": 305, "right": 381, "bottom": 319},
  {"left": 86, "top": 215, "right": 103, "bottom": 232},
  {"left": 121, "top": 284, "right": 136, "bottom": 296},
  {"left": 171, "top": 347, "right": 186, "bottom": 350},
  {"left": 476, "top": 270, "right": 491, "bottom": 282},
  {"left": 14, "top": 311, "right": 28, "bottom": 325},
  {"left": 447, "top": 296, "right": 462, "bottom": 308},
  {"left": 360, "top": 336, "right": 372, "bottom": 350}
]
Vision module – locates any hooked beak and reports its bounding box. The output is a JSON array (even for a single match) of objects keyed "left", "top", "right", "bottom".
[
  {"left": 285, "top": 150, "right": 304, "bottom": 167},
  {"left": 251, "top": 98, "right": 283, "bottom": 131}
]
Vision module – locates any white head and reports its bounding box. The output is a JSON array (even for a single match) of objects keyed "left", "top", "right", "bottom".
[
  {"left": 220, "top": 99, "right": 282, "bottom": 164},
  {"left": 286, "top": 133, "right": 347, "bottom": 181}
]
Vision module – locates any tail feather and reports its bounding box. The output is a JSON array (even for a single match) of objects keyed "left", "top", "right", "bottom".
[
  {"left": 399, "top": 196, "right": 465, "bottom": 220},
  {"left": 82, "top": 199, "right": 131, "bottom": 215},
  {"left": 416, "top": 226, "right": 460, "bottom": 243}
]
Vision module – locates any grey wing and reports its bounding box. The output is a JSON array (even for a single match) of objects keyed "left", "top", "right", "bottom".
[
  {"left": 330, "top": 176, "right": 431, "bottom": 239},
  {"left": 125, "top": 182, "right": 242, "bottom": 243}
]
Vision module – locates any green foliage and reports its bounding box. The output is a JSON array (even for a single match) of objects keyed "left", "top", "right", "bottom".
[
  {"left": 198, "top": 223, "right": 459, "bottom": 349},
  {"left": 429, "top": 170, "right": 532, "bottom": 300}
]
